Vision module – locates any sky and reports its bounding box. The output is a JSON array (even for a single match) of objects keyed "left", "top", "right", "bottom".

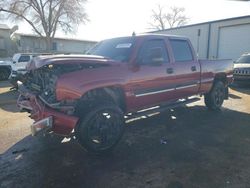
[{"left": 2, "top": 0, "right": 250, "bottom": 41}]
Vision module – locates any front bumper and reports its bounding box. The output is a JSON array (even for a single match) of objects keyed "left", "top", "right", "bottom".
[
  {"left": 31, "top": 116, "right": 53, "bottom": 136},
  {"left": 17, "top": 85, "right": 79, "bottom": 136}
]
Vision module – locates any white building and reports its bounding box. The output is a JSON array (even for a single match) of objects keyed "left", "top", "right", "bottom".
[
  {"left": 0, "top": 24, "right": 14, "bottom": 58},
  {"left": 153, "top": 15, "right": 250, "bottom": 60}
]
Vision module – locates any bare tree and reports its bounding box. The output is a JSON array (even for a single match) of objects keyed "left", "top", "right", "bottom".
[
  {"left": 149, "top": 4, "right": 167, "bottom": 30},
  {"left": 166, "top": 7, "right": 188, "bottom": 28},
  {"left": 149, "top": 5, "right": 188, "bottom": 30},
  {"left": 0, "top": 0, "right": 89, "bottom": 51}
]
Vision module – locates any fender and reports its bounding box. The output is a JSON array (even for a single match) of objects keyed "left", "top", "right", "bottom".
[{"left": 56, "top": 77, "right": 127, "bottom": 101}]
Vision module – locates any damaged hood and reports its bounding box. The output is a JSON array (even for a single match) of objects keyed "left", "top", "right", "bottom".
[{"left": 27, "top": 54, "right": 121, "bottom": 70}]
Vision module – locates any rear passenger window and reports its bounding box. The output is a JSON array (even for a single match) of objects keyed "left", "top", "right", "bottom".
[{"left": 170, "top": 39, "right": 193, "bottom": 62}]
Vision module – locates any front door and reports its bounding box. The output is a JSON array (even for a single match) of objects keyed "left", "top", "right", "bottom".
[{"left": 127, "top": 38, "right": 176, "bottom": 111}]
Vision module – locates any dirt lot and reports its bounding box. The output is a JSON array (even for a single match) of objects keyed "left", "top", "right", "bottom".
[{"left": 0, "top": 81, "right": 250, "bottom": 188}]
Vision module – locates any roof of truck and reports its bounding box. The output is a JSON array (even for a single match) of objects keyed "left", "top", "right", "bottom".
[
  {"left": 136, "top": 33, "right": 186, "bottom": 38},
  {"left": 101, "top": 33, "right": 188, "bottom": 42}
]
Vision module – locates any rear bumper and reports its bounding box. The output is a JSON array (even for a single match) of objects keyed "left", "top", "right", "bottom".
[{"left": 17, "top": 89, "right": 79, "bottom": 136}]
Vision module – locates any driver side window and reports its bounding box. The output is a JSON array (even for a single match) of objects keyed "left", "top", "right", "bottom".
[{"left": 137, "top": 39, "right": 169, "bottom": 65}]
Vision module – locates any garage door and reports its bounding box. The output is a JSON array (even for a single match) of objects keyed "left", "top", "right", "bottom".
[{"left": 218, "top": 24, "right": 250, "bottom": 60}]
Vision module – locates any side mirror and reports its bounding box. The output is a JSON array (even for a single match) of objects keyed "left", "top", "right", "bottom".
[{"left": 149, "top": 47, "right": 164, "bottom": 66}]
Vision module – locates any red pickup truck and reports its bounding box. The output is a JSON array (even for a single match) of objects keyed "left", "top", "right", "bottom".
[{"left": 18, "top": 34, "right": 233, "bottom": 153}]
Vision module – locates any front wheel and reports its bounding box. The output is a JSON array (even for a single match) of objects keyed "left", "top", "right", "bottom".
[
  {"left": 76, "top": 103, "right": 125, "bottom": 154},
  {"left": 205, "top": 81, "right": 226, "bottom": 111}
]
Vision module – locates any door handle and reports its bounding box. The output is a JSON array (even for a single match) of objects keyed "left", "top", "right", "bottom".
[
  {"left": 166, "top": 68, "right": 174, "bottom": 74},
  {"left": 191, "top": 66, "right": 197, "bottom": 72}
]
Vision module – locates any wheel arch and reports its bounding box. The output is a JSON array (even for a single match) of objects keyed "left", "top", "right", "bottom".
[
  {"left": 214, "top": 73, "right": 227, "bottom": 85},
  {"left": 76, "top": 86, "right": 127, "bottom": 116}
]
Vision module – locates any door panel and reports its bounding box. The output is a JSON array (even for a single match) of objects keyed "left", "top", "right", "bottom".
[
  {"left": 127, "top": 64, "right": 177, "bottom": 111},
  {"left": 127, "top": 38, "right": 177, "bottom": 111},
  {"left": 169, "top": 39, "right": 200, "bottom": 98},
  {"left": 173, "top": 61, "right": 200, "bottom": 98}
]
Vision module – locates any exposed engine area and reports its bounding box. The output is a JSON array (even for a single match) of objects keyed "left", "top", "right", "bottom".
[{"left": 23, "top": 63, "right": 107, "bottom": 104}]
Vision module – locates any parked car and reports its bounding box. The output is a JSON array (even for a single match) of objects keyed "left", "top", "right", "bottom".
[
  {"left": 17, "top": 34, "right": 233, "bottom": 154},
  {"left": 10, "top": 53, "right": 53, "bottom": 88},
  {"left": 0, "top": 60, "right": 12, "bottom": 80},
  {"left": 11, "top": 53, "right": 34, "bottom": 74},
  {"left": 233, "top": 53, "right": 250, "bottom": 84},
  {"left": 9, "top": 53, "right": 34, "bottom": 87}
]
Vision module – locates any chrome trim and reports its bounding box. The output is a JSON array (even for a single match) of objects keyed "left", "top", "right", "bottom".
[
  {"left": 135, "top": 82, "right": 199, "bottom": 97},
  {"left": 31, "top": 116, "right": 53, "bottom": 136},
  {"left": 135, "top": 88, "right": 175, "bottom": 97},
  {"left": 201, "top": 78, "right": 214, "bottom": 83},
  {"left": 227, "top": 74, "right": 233, "bottom": 78},
  {"left": 176, "top": 84, "right": 197, "bottom": 90}
]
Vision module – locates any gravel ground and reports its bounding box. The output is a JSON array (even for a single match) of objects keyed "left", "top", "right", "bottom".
[{"left": 0, "top": 81, "right": 250, "bottom": 188}]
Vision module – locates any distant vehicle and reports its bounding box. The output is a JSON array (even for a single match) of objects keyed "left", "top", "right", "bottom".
[
  {"left": 9, "top": 53, "right": 35, "bottom": 88},
  {"left": 0, "top": 60, "right": 12, "bottom": 80},
  {"left": 233, "top": 53, "right": 250, "bottom": 84},
  {"left": 10, "top": 53, "right": 53, "bottom": 88},
  {"left": 18, "top": 34, "right": 233, "bottom": 154},
  {"left": 11, "top": 53, "right": 34, "bottom": 76}
]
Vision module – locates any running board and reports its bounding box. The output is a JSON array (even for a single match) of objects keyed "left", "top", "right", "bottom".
[{"left": 126, "top": 97, "right": 200, "bottom": 120}]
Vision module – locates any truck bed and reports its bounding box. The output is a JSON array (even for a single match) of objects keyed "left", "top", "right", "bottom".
[{"left": 199, "top": 59, "right": 233, "bottom": 94}]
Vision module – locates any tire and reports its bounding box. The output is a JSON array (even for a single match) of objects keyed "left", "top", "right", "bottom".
[
  {"left": 205, "top": 81, "right": 226, "bottom": 111},
  {"left": 76, "top": 102, "right": 125, "bottom": 154}
]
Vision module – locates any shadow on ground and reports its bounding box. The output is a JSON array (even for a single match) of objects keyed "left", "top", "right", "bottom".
[{"left": 1, "top": 105, "right": 250, "bottom": 188}]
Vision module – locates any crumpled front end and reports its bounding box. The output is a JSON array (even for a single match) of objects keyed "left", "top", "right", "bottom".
[
  {"left": 17, "top": 83, "right": 79, "bottom": 136},
  {"left": 16, "top": 56, "right": 112, "bottom": 136}
]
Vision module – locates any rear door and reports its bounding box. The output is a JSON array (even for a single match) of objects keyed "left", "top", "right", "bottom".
[
  {"left": 168, "top": 38, "right": 200, "bottom": 98},
  {"left": 128, "top": 38, "right": 176, "bottom": 110}
]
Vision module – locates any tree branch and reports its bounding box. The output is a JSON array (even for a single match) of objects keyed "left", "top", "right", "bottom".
[
  {"left": 0, "top": 7, "right": 43, "bottom": 37},
  {"left": 0, "top": 0, "right": 89, "bottom": 50}
]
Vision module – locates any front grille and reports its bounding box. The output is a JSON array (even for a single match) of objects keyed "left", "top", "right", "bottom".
[{"left": 234, "top": 69, "right": 250, "bottom": 75}]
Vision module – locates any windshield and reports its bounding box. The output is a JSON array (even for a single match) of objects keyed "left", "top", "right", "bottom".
[
  {"left": 235, "top": 55, "right": 250, "bottom": 64},
  {"left": 87, "top": 37, "right": 135, "bottom": 62}
]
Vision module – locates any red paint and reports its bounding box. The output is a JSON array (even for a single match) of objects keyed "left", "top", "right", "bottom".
[
  {"left": 20, "top": 34, "right": 233, "bottom": 136},
  {"left": 17, "top": 92, "right": 79, "bottom": 135}
]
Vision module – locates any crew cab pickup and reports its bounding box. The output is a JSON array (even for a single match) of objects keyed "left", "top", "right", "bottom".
[{"left": 18, "top": 34, "right": 233, "bottom": 153}]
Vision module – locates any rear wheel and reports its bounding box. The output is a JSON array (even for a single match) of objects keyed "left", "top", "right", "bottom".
[
  {"left": 76, "top": 102, "right": 125, "bottom": 154},
  {"left": 205, "top": 81, "right": 225, "bottom": 111}
]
